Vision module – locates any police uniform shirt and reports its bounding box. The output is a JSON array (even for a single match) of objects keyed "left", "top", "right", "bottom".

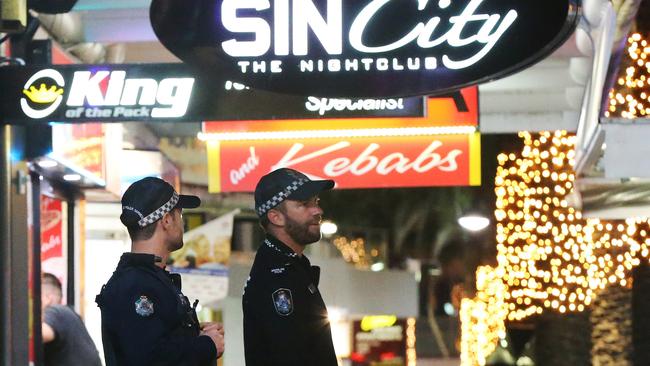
[
  {"left": 96, "top": 253, "right": 217, "bottom": 366},
  {"left": 243, "top": 235, "right": 338, "bottom": 366}
]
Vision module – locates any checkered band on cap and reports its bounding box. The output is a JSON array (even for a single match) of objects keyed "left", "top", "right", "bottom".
[
  {"left": 257, "top": 178, "right": 307, "bottom": 216},
  {"left": 137, "top": 192, "right": 179, "bottom": 228}
]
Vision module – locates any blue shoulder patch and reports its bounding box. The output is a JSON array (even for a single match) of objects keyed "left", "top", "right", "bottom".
[
  {"left": 135, "top": 295, "right": 155, "bottom": 317},
  {"left": 272, "top": 288, "right": 293, "bottom": 316}
]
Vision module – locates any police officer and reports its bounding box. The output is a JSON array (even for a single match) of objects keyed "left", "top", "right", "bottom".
[
  {"left": 243, "top": 168, "right": 338, "bottom": 366},
  {"left": 96, "top": 177, "right": 225, "bottom": 366}
]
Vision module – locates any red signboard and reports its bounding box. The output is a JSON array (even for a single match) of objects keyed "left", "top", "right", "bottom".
[
  {"left": 203, "top": 87, "right": 477, "bottom": 134},
  {"left": 40, "top": 195, "right": 67, "bottom": 302},
  {"left": 208, "top": 134, "right": 480, "bottom": 193}
]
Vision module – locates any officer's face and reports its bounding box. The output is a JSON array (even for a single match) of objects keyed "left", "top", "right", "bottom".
[
  {"left": 279, "top": 197, "right": 323, "bottom": 245},
  {"left": 167, "top": 208, "right": 185, "bottom": 252}
]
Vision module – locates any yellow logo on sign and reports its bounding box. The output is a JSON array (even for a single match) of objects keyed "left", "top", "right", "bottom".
[{"left": 22, "top": 83, "right": 64, "bottom": 104}]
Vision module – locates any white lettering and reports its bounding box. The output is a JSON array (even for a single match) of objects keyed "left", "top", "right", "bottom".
[
  {"left": 324, "top": 157, "right": 351, "bottom": 176},
  {"left": 67, "top": 71, "right": 110, "bottom": 106},
  {"left": 273, "top": 142, "right": 350, "bottom": 170},
  {"left": 104, "top": 71, "right": 125, "bottom": 105},
  {"left": 300, "top": 59, "right": 314, "bottom": 72},
  {"left": 350, "top": 0, "right": 423, "bottom": 53},
  {"left": 225, "top": 81, "right": 249, "bottom": 90},
  {"left": 230, "top": 147, "right": 260, "bottom": 185},
  {"left": 425, "top": 57, "right": 437, "bottom": 69},
  {"left": 120, "top": 78, "right": 158, "bottom": 106},
  {"left": 376, "top": 58, "right": 389, "bottom": 71},
  {"left": 304, "top": 96, "right": 407, "bottom": 115},
  {"left": 221, "top": 0, "right": 272, "bottom": 57},
  {"left": 113, "top": 106, "right": 150, "bottom": 118},
  {"left": 64, "top": 71, "right": 194, "bottom": 119},
  {"left": 253, "top": 61, "right": 267, "bottom": 73},
  {"left": 349, "top": 0, "right": 517, "bottom": 70},
  {"left": 220, "top": 0, "right": 518, "bottom": 73},
  {"left": 328, "top": 59, "right": 341, "bottom": 72},
  {"left": 348, "top": 143, "right": 379, "bottom": 175},
  {"left": 293, "top": 0, "right": 343, "bottom": 55},
  {"left": 274, "top": 0, "right": 290, "bottom": 55},
  {"left": 238, "top": 61, "right": 251, "bottom": 73},
  {"left": 272, "top": 140, "right": 462, "bottom": 178},
  {"left": 270, "top": 60, "right": 283, "bottom": 73},
  {"left": 345, "top": 59, "right": 359, "bottom": 71},
  {"left": 443, "top": 9, "right": 517, "bottom": 69},
  {"left": 392, "top": 58, "right": 404, "bottom": 71},
  {"left": 376, "top": 152, "right": 410, "bottom": 174},
  {"left": 152, "top": 78, "right": 195, "bottom": 118}
]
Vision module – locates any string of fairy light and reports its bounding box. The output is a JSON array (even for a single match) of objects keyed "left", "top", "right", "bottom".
[
  {"left": 495, "top": 131, "right": 598, "bottom": 321},
  {"left": 606, "top": 33, "right": 650, "bottom": 118},
  {"left": 461, "top": 131, "right": 650, "bottom": 365},
  {"left": 461, "top": 32, "right": 650, "bottom": 365},
  {"left": 332, "top": 237, "right": 371, "bottom": 269},
  {"left": 460, "top": 266, "right": 508, "bottom": 366}
]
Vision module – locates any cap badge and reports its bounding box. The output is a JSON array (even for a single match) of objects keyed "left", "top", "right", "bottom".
[
  {"left": 272, "top": 288, "right": 293, "bottom": 316},
  {"left": 135, "top": 295, "right": 155, "bottom": 317}
]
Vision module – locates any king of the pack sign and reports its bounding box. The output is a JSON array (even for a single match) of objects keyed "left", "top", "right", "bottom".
[{"left": 150, "top": 0, "right": 580, "bottom": 97}]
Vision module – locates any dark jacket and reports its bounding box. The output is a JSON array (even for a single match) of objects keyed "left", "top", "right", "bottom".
[
  {"left": 96, "top": 253, "right": 216, "bottom": 366},
  {"left": 243, "top": 235, "right": 338, "bottom": 366}
]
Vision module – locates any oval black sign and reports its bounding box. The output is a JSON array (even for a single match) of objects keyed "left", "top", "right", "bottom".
[{"left": 151, "top": 0, "right": 580, "bottom": 97}]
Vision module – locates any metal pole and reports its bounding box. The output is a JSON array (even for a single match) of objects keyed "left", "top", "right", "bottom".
[
  {"left": 11, "top": 127, "right": 29, "bottom": 366},
  {"left": 0, "top": 125, "right": 12, "bottom": 366},
  {"left": 0, "top": 125, "right": 29, "bottom": 366}
]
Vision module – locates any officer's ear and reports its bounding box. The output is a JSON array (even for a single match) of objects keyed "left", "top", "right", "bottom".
[
  {"left": 267, "top": 207, "right": 285, "bottom": 227},
  {"left": 160, "top": 210, "right": 176, "bottom": 231}
]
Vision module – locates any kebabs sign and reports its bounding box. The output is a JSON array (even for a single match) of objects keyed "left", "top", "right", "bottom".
[{"left": 151, "top": 0, "right": 580, "bottom": 97}]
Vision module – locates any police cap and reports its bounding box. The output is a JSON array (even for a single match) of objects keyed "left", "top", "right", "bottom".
[
  {"left": 254, "top": 168, "right": 334, "bottom": 217},
  {"left": 120, "top": 177, "right": 200, "bottom": 228}
]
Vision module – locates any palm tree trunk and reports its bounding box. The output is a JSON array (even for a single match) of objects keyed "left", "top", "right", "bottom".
[
  {"left": 632, "top": 262, "right": 650, "bottom": 365},
  {"left": 591, "top": 285, "right": 633, "bottom": 366},
  {"left": 536, "top": 311, "right": 592, "bottom": 366}
]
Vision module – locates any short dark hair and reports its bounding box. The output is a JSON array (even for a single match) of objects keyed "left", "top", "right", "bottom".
[
  {"left": 259, "top": 201, "right": 287, "bottom": 231},
  {"left": 127, "top": 221, "right": 158, "bottom": 241},
  {"left": 42, "top": 272, "right": 63, "bottom": 302},
  {"left": 259, "top": 214, "right": 270, "bottom": 230},
  {"left": 42, "top": 272, "right": 62, "bottom": 291}
]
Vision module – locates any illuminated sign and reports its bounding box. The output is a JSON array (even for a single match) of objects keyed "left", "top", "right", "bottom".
[
  {"left": 207, "top": 133, "right": 481, "bottom": 193},
  {"left": 221, "top": 80, "right": 425, "bottom": 119},
  {"left": 0, "top": 64, "right": 425, "bottom": 123},
  {"left": 203, "top": 87, "right": 478, "bottom": 133},
  {"left": 19, "top": 67, "right": 193, "bottom": 120},
  {"left": 151, "top": 0, "right": 580, "bottom": 97},
  {"left": 360, "top": 315, "right": 398, "bottom": 332},
  {"left": 352, "top": 317, "right": 414, "bottom": 366}
]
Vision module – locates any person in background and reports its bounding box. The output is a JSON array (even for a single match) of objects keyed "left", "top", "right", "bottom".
[
  {"left": 243, "top": 168, "right": 338, "bottom": 366},
  {"left": 96, "top": 177, "right": 225, "bottom": 366},
  {"left": 42, "top": 272, "right": 102, "bottom": 366}
]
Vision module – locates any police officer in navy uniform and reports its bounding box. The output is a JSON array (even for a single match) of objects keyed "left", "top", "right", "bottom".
[
  {"left": 243, "top": 168, "right": 338, "bottom": 366},
  {"left": 96, "top": 177, "right": 225, "bottom": 366}
]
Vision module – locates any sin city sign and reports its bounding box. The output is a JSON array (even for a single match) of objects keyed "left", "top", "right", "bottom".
[{"left": 151, "top": 0, "right": 580, "bottom": 97}]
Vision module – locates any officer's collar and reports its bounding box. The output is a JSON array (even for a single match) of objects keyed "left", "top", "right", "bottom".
[
  {"left": 264, "top": 235, "right": 300, "bottom": 259},
  {"left": 117, "top": 252, "right": 164, "bottom": 269}
]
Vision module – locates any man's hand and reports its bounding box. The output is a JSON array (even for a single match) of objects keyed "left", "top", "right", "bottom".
[
  {"left": 200, "top": 322, "right": 225, "bottom": 358},
  {"left": 42, "top": 322, "right": 56, "bottom": 343}
]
